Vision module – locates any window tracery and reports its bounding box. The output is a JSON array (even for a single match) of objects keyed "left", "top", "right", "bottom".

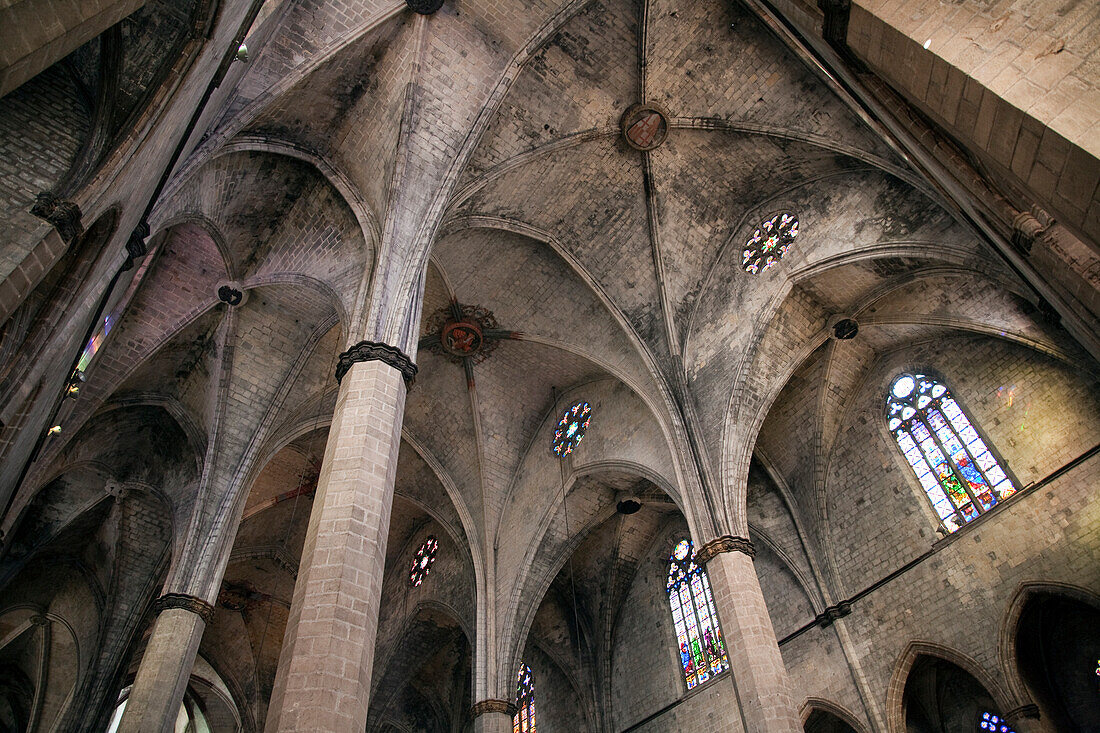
[
  {"left": 666, "top": 539, "right": 729, "bottom": 689},
  {"left": 513, "top": 664, "right": 535, "bottom": 733},
  {"left": 979, "top": 712, "right": 1014, "bottom": 732},
  {"left": 887, "top": 372, "right": 1016, "bottom": 533},
  {"left": 408, "top": 536, "right": 439, "bottom": 587},
  {"left": 552, "top": 401, "right": 591, "bottom": 457},
  {"left": 741, "top": 212, "right": 799, "bottom": 274}
]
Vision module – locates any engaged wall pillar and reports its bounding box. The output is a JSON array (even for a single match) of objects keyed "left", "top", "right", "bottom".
[
  {"left": 266, "top": 342, "right": 415, "bottom": 732},
  {"left": 697, "top": 535, "right": 802, "bottom": 733}
]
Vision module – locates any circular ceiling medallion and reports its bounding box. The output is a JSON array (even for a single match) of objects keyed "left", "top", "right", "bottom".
[
  {"left": 425, "top": 303, "right": 501, "bottom": 364},
  {"left": 406, "top": 0, "right": 444, "bottom": 14},
  {"left": 832, "top": 318, "right": 859, "bottom": 340},
  {"left": 620, "top": 103, "right": 669, "bottom": 151},
  {"left": 441, "top": 320, "right": 483, "bottom": 357}
]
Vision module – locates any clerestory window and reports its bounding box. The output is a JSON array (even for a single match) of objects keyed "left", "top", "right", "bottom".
[
  {"left": 666, "top": 539, "right": 729, "bottom": 689},
  {"left": 887, "top": 372, "right": 1017, "bottom": 534}
]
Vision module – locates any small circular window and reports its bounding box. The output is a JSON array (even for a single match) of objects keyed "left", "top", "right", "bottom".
[
  {"left": 741, "top": 212, "right": 799, "bottom": 274},
  {"left": 552, "top": 401, "right": 592, "bottom": 457},
  {"left": 409, "top": 536, "right": 439, "bottom": 587}
]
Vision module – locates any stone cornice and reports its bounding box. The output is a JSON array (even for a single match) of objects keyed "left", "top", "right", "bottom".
[
  {"left": 335, "top": 340, "right": 417, "bottom": 387},
  {"left": 471, "top": 699, "right": 517, "bottom": 718},
  {"left": 153, "top": 593, "right": 215, "bottom": 624},
  {"left": 695, "top": 535, "right": 756, "bottom": 564}
]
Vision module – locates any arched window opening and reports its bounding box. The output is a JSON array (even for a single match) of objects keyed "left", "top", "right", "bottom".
[
  {"left": 886, "top": 373, "right": 1016, "bottom": 533},
  {"left": 513, "top": 664, "right": 535, "bottom": 733},
  {"left": 666, "top": 539, "right": 729, "bottom": 689},
  {"left": 408, "top": 536, "right": 439, "bottom": 587}
]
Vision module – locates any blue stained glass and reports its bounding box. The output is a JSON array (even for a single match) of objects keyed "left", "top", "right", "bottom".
[
  {"left": 978, "top": 712, "right": 1015, "bottom": 732},
  {"left": 886, "top": 373, "right": 1018, "bottom": 533},
  {"left": 514, "top": 665, "right": 535, "bottom": 733}
]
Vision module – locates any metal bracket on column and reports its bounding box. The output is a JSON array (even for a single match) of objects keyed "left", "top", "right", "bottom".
[
  {"left": 695, "top": 535, "right": 756, "bottom": 564},
  {"left": 335, "top": 340, "right": 418, "bottom": 388},
  {"left": 31, "top": 192, "right": 83, "bottom": 244},
  {"left": 471, "top": 699, "right": 517, "bottom": 718},
  {"left": 153, "top": 593, "right": 215, "bottom": 624}
]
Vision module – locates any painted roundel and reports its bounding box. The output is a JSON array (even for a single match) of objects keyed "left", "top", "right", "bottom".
[
  {"left": 409, "top": 536, "right": 439, "bottom": 587},
  {"left": 551, "top": 401, "right": 592, "bottom": 457},
  {"left": 741, "top": 212, "right": 799, "bottom": 274}
]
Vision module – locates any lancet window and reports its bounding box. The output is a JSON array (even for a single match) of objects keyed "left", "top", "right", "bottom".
[
  {"left": 666, "top": 539, "right": 729, "bottom": 689},
  {"left": 513, "top": 664, "right": 535, "bottom": 733},
  {"left": 887, "top": 372, "right": 1016, "bottom": 533}
]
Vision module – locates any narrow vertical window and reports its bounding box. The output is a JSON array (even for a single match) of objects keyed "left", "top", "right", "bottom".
[
  {"left": 887, "top": 372, "right": 1017, "bottom": 533},
  {"left": 513, "top": 664, "right": 535, "bottom": 733},
  {"left": 666, "top": 539, "right": 729, "bottom": 689}
]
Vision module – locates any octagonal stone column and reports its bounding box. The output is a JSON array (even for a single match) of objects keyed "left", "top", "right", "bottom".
[
  {"left": 697, "top": 535, "right": 801, "bottom": 733},
  {"left": 472, "top": 700, "right": 516, "bottom": 733},
  {"left": 266, "top": 342, "right": 415, "bottom": 732}
]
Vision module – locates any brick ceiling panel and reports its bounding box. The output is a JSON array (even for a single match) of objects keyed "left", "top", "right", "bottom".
[
  {"left": 460, "top": 0, "right": 642, "bottom": 187},
  {"left": 646, "top": 0, "right": 899, "bottom": 162},
  {"left": 431, "top": 225, "right": 651, "bottom": 388}
]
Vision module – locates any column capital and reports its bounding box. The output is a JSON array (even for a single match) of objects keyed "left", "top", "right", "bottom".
[
  {"left": 471, "top": 699, "right": 517, "bottom": 718},
  {"left": 153, "top": 593, "right": 214, "bottom": 624},
  {"left": 1004, "top": 704, "right": 1040, "bottom": 723},
  {"left": 695, "top": 534, "right": 755, "bottom": 564},
  {"left": 335, "top": 340, "right": 417, "bottom": 387}
]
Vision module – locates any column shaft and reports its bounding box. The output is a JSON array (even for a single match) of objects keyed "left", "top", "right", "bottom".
[
  {"left": 705, "top": 546, "right": 801, "bottom": 733},
  {"left": 116, "top": 608, "right": 204, "bottom": 733},
  {"left": 266, "top": 358, "right": 407, "bottom": 731},
  {"left": 473, "top": 711, "right": 513, "bottom": 733}
]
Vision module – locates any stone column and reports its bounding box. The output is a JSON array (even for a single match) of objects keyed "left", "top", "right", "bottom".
[
  {"left": 266, "top": 342, "right": 416, "bottom": 732},
  {"left": 116, "top": 595, "right": 213, "bottom": 733},
  {"left": 472, "top": 700, "right": 516, "bottom": 733},
  {"left": 696, "top": 536, "right": 801, "bottom": 733}
]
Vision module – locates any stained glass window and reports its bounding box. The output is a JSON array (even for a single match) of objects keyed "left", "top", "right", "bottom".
[
  {"left": 513, "top": 664, "right": 535, "bottom": 733},
  {"left": 552, "top": 401, "right": 591, "bottom": 457},
  {"left": 666, "top": 539, "right": 729, "bottom": 689},
  {"left": 76, "top": 313, "right": 116, "bottom": 373},
  {"left": 978, "top": 712, "right": 1015, "bottom": 732},
  {"left": 408, "top": 536, "right": 439, "bottom": 587},
  {"left": 741, "top": 212, "right": 799, "bottom": 274},
  {"left": 887, "top": 373, "right": 1017, "bottom": 534}
]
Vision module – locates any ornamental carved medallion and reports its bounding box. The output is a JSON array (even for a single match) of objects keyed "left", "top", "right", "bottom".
[
  {"left": 425, "top": 302, "right": 503, "bottom": 364},
  {"left": 441, "top": 320, "right": 483, "bottom": 357},
  {"left": 620, "top": 103, "right": 669, "bottom": 151}
]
